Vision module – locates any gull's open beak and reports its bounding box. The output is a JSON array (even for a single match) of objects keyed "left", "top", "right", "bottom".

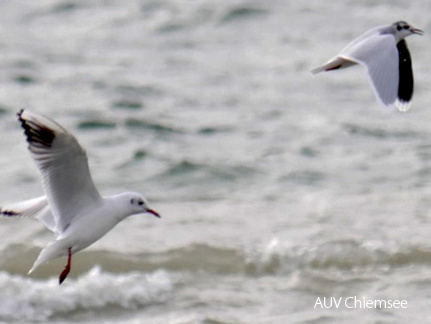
[
  {"left": 411, "top": 27, "right": 424, "bottom": 35},
  {"left": 147, "top": 208, "right": 161, "bottom": 218}
]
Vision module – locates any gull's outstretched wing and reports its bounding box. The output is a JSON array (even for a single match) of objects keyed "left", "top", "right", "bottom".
[
  {"left": 0, "top": 196, "right": 60, "bottom": 234},
  {"left": 17, "top": 110, "right": 102, "bottom": 233},
  {"left": 1, "top": 196, "right": 48, "bottom": 218},
  {"left": 311, "top": 26, "right": 382, "bottom": 74},
  {"left": 340, "top": 32, "right": 399, "bottom": 108}
]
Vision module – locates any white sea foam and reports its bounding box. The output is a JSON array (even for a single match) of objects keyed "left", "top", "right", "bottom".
[{"left": 0, "top": 267, "right": 173, "bottom": 322}]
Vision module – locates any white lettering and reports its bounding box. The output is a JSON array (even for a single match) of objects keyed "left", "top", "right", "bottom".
[
  {"left": 316, "top": 296, "right": 408, "bottom": 309},
  {"left": 345, "top": 296, "right": 354, "bottom": 308},
  {"left": 332, "top": 297, "right": 343, "bottom": 308},
  {"left": 373, "top": 299, "right": 387, "bottom": 309},
  {"left": 314, "top": 297, "right": 323, "bottom": 308},
  {"left": 314, "top": 297, "right": 343, "bottom": 309},
  {"left": 366, "top": 299, "right": 374, "bottom": 308}
]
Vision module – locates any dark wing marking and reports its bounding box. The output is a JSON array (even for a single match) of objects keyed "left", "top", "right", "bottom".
[
  {"left": 397, "top": 39, "right": 414, "bottom": 104},
  {"left": 17, "top": 109, "right": 55, "bottom": 150},
  {"left": 0, "top": 208, "right": 20, "bottom": 217}
]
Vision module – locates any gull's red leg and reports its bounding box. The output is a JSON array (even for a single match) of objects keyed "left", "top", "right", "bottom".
[{"left": 59, "top": 247, "right": 72, "bottom": 285}]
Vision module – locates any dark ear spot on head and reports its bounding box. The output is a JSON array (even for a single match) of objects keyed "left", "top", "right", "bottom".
[{"left": 130, "top": 198, "right": 135, "bottom": 204}]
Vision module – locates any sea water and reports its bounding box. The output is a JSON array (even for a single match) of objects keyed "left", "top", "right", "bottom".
[{"left": 0, "top": 0, "right": 431, "bottom": 323}]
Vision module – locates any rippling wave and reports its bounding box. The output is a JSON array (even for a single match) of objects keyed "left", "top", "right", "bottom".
[
  {"left": 2, "top": 239, "right": 431, "bottom": 322},
  {"left": 0, "top": 267, "right": 173, "bottom": 322},
  {"left": 4, "top": 239, "right": 431, "bottom": 278}
]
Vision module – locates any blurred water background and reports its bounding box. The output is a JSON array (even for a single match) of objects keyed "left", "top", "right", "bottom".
[{"left": 1, "top": 0, "right": 431, "bottom": 323}]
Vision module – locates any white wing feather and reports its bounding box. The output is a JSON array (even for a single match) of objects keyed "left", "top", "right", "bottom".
[{"left": 340, "top": 33, "right": 399, "bottom": 107}]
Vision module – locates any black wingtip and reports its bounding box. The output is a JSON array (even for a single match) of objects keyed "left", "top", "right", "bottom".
[
  {"left": 17, "top": 109, "right": 26, "bottom": 130},
  {"left": 18, "top": 110, "right": 56, "bottom": 149},
  {"left": 17, "top": 108, "right": 24, "bottom": 118},
  {"left": 0, "top": 208, "right": 20, "bottom": 217},
  {"left": 397, "top": 39, "right": 414, "bottom": 103}
]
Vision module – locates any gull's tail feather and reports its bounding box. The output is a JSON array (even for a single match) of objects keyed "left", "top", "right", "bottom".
[{"left": 28, "top": 240, "right": 69, "bottom": 274}]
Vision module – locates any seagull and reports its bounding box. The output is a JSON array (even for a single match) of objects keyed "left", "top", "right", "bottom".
[
  {"left": 312, "top": 21, "right": 423, "bottom": 111},
  {"left": 0, "top": 109, "right": 160, "bottom": 284}
]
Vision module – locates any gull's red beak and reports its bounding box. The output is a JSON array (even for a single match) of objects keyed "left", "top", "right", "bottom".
[
  {"left": 147, "top": 208, "right": 161, "bottom": 218},
  {"left": 411, "top": 27, "right": 424, "bottom": 35}
]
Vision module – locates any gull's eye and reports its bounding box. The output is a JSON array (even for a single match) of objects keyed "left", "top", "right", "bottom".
[
  {"left": 404, "top": 25, "right": 409, "bottom": 30},
  {"left": 138, "top": 201, "right": 144, "bottom": 206}
]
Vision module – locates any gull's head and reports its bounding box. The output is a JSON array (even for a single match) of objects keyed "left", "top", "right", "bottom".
[
  {"left": 392, "top": 21, "right": 424, "bottom": 41},
  {"left": 123, "top": 192, "right": 160, "bottom": 218}
]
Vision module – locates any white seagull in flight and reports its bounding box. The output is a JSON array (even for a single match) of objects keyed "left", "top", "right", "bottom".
[
  {"left": 1, "top": 109, "right": 160, "bottom": 284},
  {"left": 312, "top": 21, "right": 423, "bottom": 111}
]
